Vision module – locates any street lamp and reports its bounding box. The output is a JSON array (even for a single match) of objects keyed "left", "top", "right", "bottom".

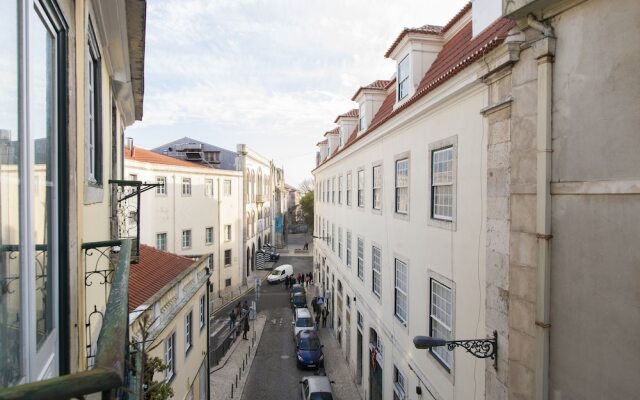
[{"left": 413, "top": 330, "right": 498, "bottom": 370}]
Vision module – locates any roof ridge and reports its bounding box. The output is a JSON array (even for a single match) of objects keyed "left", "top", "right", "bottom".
[{"left": 442, "top": 2, "right": 472, "bottom": 33}]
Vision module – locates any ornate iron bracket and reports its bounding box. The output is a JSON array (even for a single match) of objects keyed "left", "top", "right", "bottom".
[{"left": 446, "top": 330, "right": 498, "bottom": 369}]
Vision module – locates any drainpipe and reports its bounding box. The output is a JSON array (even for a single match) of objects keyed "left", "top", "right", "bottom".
[{"left": 528, "top": 14, "right": 556, "bottom": 400}]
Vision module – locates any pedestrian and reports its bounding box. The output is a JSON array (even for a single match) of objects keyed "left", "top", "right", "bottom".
[
  {"left": 303, "top": 242, "right": 308, "bottom": 250},
  {"left": 315, "top": 312, "right": 321, "bottom": 330},
  {"left": 308, "top": 272, "right": 313, "bottom": 285},
  {"left": 312, "top": 297, "right": 319, "bottom": 315},
  {"left": 242, "top": 315, "right": 250, "bottom": 340},
  {"left": 285, "top": 275, "right": 290, "bottom": 289},
  {"left": 242, "top": 300, "right": 249, "bottom": 315},
  {"left": 321, "top": 307, "right": 329, "bottom": 328},
  {"left": 297, "top": 274, "right": 302, "bottom": 285},
  {"left": 229, "top": 309, "right": 236, "bottom": 329}
]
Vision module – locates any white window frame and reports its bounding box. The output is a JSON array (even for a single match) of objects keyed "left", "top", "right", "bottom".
[
  {"left": 397, "top": 54, "right": 410, "bottom": 101},
  {"left": 338, "top": 175, "right": 342, "bottom": 204},
  {"left": 224, "top": 224, "right": 232, "bottom": 241},
  {"left": 372, "top": 245, "right": 381, "bottom": 298},
  {"left": 393, "top": 365, "right": 407, "bottom": 400},
  {"left": 224, "top": 249, "right": 232, "bottom": 266},
  {"left": 182, "top": 229, "right": 192, "bottom": 249},
  {"left": 331, "top": 224, "right": 335, "bottom": 252},
  {"left": 359, "top": 101, "right": 367, "bottom": 131},
  {"left": 430, "top": 278, "right": 454, "bottom": 370},
  {"left": 199, "top": 294, "right": 206, "bottom": 330},
  {"left": 205, "top": 227, "right": 214, "bottom": 245},
  {"left": 165, "top": 331, "right": 176, "bottom": 380},
  {"left": 372, "top": 164, "right": 382, "bottom": 211},
  {"left": 338, "top": 227, "right": 343, "bottom": 260},
  {"left": 86, "top": 21, "right": 101, "bottom": 185},
  {"left": 357, "top": 169, "right": 364, "bottom": 208},
  {"left": 357, "top": 237, "right": 364, "bottom": 281},
  {"left": 395, "top": 157, "right": 409, "bottom": 215},
  {"left": 332, "top": 177, "right": 335, "bottom": 203},
  {"left": 182, "top": 177, "right": 192, "bottom": 196},
  {"left": 224, "top": 179, "right": 232, "bottom": 196},
  {"left": 394, "top": 259, "right": 408, "bottom": 324},
  {"left": 156, "top": 232, "right": 167, "bottom": 251},
  {"left": 431, "top": 146, "right": 454, "bottom": 221},
  {"left": 185, "top": 310, "right": 193, "bottom": 354},
  {"left": 205, "top": 179, "right": 213, "bottom": 197},
  {"left": 346, "top": 230, "right": 352, "bottom": 267},
  {"left": 346, "top": 172, "right": 352, "bottom": 206},
  {"left": 156, "top": 176, "right": 167, "bottom": 195}
]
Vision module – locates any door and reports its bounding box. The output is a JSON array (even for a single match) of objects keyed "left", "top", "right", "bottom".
[
  {"left": 356, "top": 330, "right": 363, "bottom": 384},
  {"left": 345, "top": 311, "right": 351, "bottom": 366}
]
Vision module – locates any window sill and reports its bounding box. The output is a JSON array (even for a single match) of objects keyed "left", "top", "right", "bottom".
[{"left": 185, "top": 344, "right": 192, "bottom": 357}]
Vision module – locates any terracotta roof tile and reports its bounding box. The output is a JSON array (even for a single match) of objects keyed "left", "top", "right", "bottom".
[
  {"left": 350, "top": 79, "right": 393, "bottom": 101},
  {"left": 323, "top": 127, "right": 340, "bottom": 137},
  {"left": 442, "top": 2, "right": 472, "bottom": 33},
  {"left": 314, "top": 17, "right": 515, "bottom": 171},
  {"left": 317, "top": 139, "right": 328, "bottom": 146},
  {"left": 125, "top": 146, "right": 209, "bottom": 169},
  {"left": 128, "top": 245, "right": 196, "bottom": 312},
  {"left": 384, "top": 24, "right": 443, "bottom": 58}
]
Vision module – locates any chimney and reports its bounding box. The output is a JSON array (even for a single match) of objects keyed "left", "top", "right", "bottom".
[{"left": 126, "top": 137, "right": 135, "bottom": 157}]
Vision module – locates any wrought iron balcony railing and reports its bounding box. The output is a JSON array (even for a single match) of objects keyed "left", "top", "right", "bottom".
[{"left": 0, "top": 239, "right": 134, "bottom": 400}]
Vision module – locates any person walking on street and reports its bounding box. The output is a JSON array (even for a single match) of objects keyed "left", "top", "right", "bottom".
[
  {"left": 321, "top": 307, "right": 329, "bottom": 328},
  {"left": 315, "top": 312, "right": 321, "bottom": 330},
  {"left": 285, "top": 275, "right": 290, "bottom": 289},
  {"left": 242, "top": 315, "right": 250, "bottom": 340},
  {"left": 229, "top": 309, "right": 236, "bottom": 330}
]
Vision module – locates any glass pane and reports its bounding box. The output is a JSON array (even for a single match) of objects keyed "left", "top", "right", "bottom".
[
  {"left": 0, "top": 0, "right": 22, "bottom": 386},
  {"left": 31, "top": 4, "right": 57, "bottom": 349}
]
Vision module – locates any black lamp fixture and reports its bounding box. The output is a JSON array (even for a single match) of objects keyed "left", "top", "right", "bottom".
[{"left": 413, "top": 330, "right": 498, "bottom": 370}]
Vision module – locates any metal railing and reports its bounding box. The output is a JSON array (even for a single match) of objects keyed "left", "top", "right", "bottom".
[
  {"left": 0, "top": 239, "right": 133, "bottom": 400},
  {"left": 209, "top": 311, "right": 250, "bottom": 368}
]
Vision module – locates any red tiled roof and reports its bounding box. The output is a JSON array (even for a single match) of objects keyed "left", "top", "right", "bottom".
[
  {"left": 128, "top": 245, "right": 196, "bottom": 312},
  {"left": 333, "top": 109, "right": 359, "bottom": 123},
  {"left": 316, "top": 139, "right": 328, "bottom": 146},
  {"left": 350, "top": 79, "right": 393, "bottom": 101},
  {"left": 384, "top": 24, "right": 443, "bottom": 58},
  {"left": 442, "top": 2, "right": 472, "bottom": 33},
  {"left": 125, "top": 146, "right": 209, "bottom": 169},
  {"left": 314, "top": 17, "right": 515, "bottom": 171},
  {"left": 323, "top": 127, "right": 340, "bottom": 137}
]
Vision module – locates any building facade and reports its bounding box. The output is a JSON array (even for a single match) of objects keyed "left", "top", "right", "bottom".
[
  {"left": 129, "top": 245, "right": 210, "bottom": 400},
  {"left": 1, "top": 0, "right": 146, "bottom": 395},
  {"left": 125, "top": 145, "right": 244, "bottom": 299},
  {"left": 313, "top": 4, "right": 513, "bottom": 399}
]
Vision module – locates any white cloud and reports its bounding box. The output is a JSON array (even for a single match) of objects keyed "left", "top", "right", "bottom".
[{"left": 130, "top": 0, "right": 471, "bottom": 185}]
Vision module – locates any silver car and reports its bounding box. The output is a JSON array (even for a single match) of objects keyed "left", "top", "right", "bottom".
[{"left": 299, "top": 375, "right": 335, "bottom": 400}]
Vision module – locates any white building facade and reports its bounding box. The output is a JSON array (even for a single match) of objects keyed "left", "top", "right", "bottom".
[
  {"left": 125, "top": 145, "right": 244, "bottom": 296},
  {"left": 313, "top": 4, "right": 513, "bottom": 399}
]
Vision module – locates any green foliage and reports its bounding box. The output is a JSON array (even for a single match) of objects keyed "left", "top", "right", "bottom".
[
  {"left": 299, "top": 191, "right": 314, "bottom": 229},
  {"left": 144, "top": 355, "right": 174, "bottom": 400}
]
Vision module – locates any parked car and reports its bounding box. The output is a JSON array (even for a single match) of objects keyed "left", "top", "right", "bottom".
[
  {"left": 291, "top": 292, "right": 307, "bottom": 309},
  {"left": 290, "top": 284, "right": 306, "bottom": 301},
  {"left": 266, "top": 250, "right": 280, "bottom": 261},
  {"left": 267, "top": 264, "right": 293, "bottom": 284},
  {"left": 295, "top": 330, "right": 324, "bottom": 369},
  {"left": 292, "top": 308, "right": 315, "bottom": 337},
  {"left": 300, "top": 375, "right": 334, "bottom": 399}
]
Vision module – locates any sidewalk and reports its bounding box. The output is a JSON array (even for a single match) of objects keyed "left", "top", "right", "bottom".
[
  {"left": 307, "top": 284, "right": 362, "bottom": 400},
  {"left": 210, "top": 313, "right": 267, "bottom": 400}
]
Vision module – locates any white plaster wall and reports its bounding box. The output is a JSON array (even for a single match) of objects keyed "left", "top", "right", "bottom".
[{"left": 313, "top": 75, "right": 487, "bottom": 400}]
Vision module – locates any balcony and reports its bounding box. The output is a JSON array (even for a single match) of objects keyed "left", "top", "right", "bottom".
[{"left": 0, "top": 239, "right": 137, "bottom": 399}]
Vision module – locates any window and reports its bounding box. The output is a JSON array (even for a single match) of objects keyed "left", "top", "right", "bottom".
[
  {"left": 182, "top": 229, "right": 192, "bottom": 249},
  {"left": 395, "top": 158, "right": 409, "bottom": 214},
  {"left": 431, "top": 147, "right": 454, "bottom": 220},
  {"left": 87, "top": 23, "right": 102, "bottom": 184},
  {"left": 331, "top": 224, "right": 335, "bottom": 252},
  {"left": 357, "top": 237, "right": 364, "bottom": 280},
  {"left": 224, "top": 179, "right": 232, "bottom": 196},
  {"left": 156, "top": 176, "right": 167, "bottom": 195},
  {"left": 165, "top": 332, "right": 176, "bottom": 379},
  {"left": 224, "top": 249, "right": 232, "bottom": 265},
  {"left": 182, "top": 178, "right": 192, "bottom": 196},
  {"left": 372, "top": 246, "right": 381, "bottom": 298},
  {"left": 397, "top": 55, "right": 410, "bottom": 101},
  {"left": 225, "top": 278, "right": 232, "bottom": 287},
  {"left": 205, "top": 254, "right": 214, "bottom": 270},
  {"left": 394, "top": 259, "right": 408, "bottom": 324},
  {"left": 199, "top": 295, "right": 206, "bottom": 330},
  {"left": 357, "top": 311, "right": 363, "bottom": 329},
  {"left": 346, "top": 173, "right": 352, "bottom": 206},
  {"left": 185, "top": 310, "right": 193, "bottom": 354},
  {"left": 359, "top": 101, "right": 367, "bottom": 131},
  {"left": 338, "top": 227, "right": 343, "bottom": 259},
  {"left": 224, "top": 225, "right": 231, "bottom": 241},
  {"left": 205, "top": 179, "right": 213, "bottom": 197},
  {"left": 346, "top": 230, "right": 352, "bottom": 267},
  {"left": 357, "top": 169, "right": 364, "bottom": 207},
  {"left": 372, "top": 165, "right": 382, "bottom": 210},
  {"left": 156, "top": 233, "right": 167, "bottom": 251},
  {"left": 205, "top": 227, "right": 214, "bottom": 245},
  {"left": 430, "top": 279, "right": 453, "bottom": 368},
  {"left": 338, "top": 175, "right": 342, "bottom": 204},
  {"left": 393, "top": 366, "right": 407, "bottom": 400},
  {"left": 332, "top": 177, "right": 335, "bottom": 203}
]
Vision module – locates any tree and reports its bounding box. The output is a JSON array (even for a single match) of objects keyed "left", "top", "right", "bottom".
[
  {"left": 299, "top": 190, "right": 314, "bottom": 230},
  {"left": 131, "top": 313, "right": 174, "bottom": 400},
  {"left": 298, "top": 178, "right": 315, "bottom": 195}
]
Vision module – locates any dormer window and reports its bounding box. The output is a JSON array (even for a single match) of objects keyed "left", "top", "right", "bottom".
[
  {"left": 397, "top": 55, "right": 410, "bottom": 101},
  {"left": 359, "top": 102, "right": 367, "bottom": 131}
]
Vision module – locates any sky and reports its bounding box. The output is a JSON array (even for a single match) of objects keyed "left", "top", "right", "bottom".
[{"left": 127, "top": 0, "right": 470, "bottom": 187}]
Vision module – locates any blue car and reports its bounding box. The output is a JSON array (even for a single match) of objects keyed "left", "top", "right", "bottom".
[{"left": 296, "top": 330, "right": 324, "bottom": 369}]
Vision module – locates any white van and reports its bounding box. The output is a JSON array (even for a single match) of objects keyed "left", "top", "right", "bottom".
[
  {"left": 267, "top": 264, "right": 293, "bottom": 284},
  {"left": 292, "top": 308, "right": 315, "bottom": 337}
]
